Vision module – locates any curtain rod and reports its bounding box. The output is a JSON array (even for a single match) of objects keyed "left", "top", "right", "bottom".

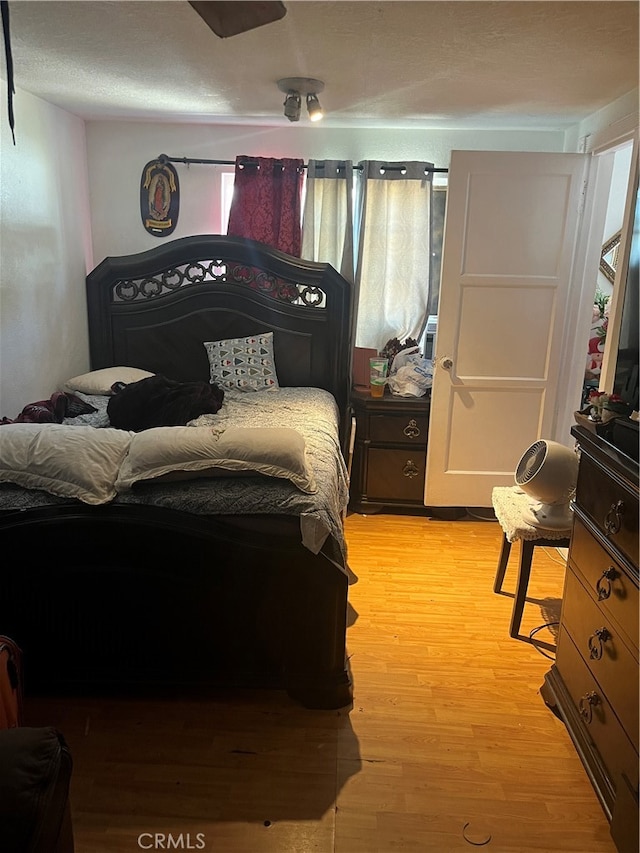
[{"left": 157, "top": 154, "right": 448, "bottom": 173}]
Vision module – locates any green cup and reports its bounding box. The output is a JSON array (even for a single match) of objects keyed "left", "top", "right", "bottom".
[{"left": 369, "top": 357, "right": 389, "bottom": 397}]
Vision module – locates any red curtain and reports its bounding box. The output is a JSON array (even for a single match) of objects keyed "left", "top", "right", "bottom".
[{"left": 227, "top": 156, "right": 304, "bottom": 256}]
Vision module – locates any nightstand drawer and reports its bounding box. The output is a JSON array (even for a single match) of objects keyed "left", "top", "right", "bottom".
[
  {"left": 366, "top": 449, "right": 426, "bottom": 502},
  {"left": 556, "top": 630, "right": 639, "bottom": 801},
  {"left": 369, "top": 413, "right": 429, "bottom": 444},
  {"left": 562, "top": 568, "right": 638, "bottom": 751},
  {"left": 570, "top": 517, "right": 639, "bottom": 649},
  {"left": 576, "top": 453, "right": 639, "bottom": 567}
]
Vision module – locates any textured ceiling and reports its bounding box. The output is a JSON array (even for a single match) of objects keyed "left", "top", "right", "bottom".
[{"left": 3, "top": 1, "right": 639, "bottom": 129}]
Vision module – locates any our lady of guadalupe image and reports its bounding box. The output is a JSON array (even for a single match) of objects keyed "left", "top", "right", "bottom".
[{"left": 140, "top": 159, "right": 180, "bottom": 236}]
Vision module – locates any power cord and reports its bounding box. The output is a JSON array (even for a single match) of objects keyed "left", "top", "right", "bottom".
[
  {"left": 541, "top": 546, "right": 568, "bottom": 566},
  {"left": 529, "top": 621, "right": 559, "bottom": 660}
]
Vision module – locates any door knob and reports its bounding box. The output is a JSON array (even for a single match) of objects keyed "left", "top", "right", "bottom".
[{"left": 440, "top": 357, "right": 453, "bottom": 370}]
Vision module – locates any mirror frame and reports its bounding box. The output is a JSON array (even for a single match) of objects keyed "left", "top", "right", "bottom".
[{"left": 600, "top": 229, "right": 622, "bottom": 285}]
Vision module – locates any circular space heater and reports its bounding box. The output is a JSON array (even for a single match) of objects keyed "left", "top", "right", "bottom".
[{"left": 515, "top": 440, "right": 579, "bottom": 530}]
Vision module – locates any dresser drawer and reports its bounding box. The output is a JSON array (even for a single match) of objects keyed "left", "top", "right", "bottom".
[
  {"left": 570, "top": 517, "right": 639, "bottom": 649},
  {"left": 556, "top": 629, "right": 639, "bottom": 799},
  {"left": 368, "top": 412, "right": 429, "bottom": 444},
  {"left": 561, "top": 568, "right": 638, "bottom": 751},
  {"left": 366, "top": 449, "right": 425, "bottom": 502},
  {"left": 575, "top": 453, "right": 639, "bottom": 567}
]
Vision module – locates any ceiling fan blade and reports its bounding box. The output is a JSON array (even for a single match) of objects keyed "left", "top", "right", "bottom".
[{"left": 188, "top": 2, "right": 286, "bottom": 38}]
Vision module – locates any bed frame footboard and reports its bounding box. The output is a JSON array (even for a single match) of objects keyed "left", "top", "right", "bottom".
[{"left": 0, "top": 506, "right": 352, "bottom": 710}]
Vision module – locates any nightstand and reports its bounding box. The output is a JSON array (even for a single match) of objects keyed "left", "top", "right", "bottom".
[{"left": 349, "top": 387, "right": 430, "bottom": 512}]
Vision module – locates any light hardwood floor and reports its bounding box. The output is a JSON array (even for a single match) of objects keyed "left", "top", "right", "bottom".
[{"left": 24, "top": 513, "right": 617, "bottom": 853}]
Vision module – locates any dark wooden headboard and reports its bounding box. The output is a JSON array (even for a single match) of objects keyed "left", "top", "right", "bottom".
[{"left": 86, "top": 235, "right": 354, "bottom": 420}]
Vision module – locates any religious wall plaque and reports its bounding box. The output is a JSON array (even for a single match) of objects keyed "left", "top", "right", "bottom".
[{"left": 140, "top": 158, "right": 179, "bottom": 236}]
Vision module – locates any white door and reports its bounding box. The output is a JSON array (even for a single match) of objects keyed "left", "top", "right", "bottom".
[{"left": 425, "top": 149, "right": 608, "bottom": 508}]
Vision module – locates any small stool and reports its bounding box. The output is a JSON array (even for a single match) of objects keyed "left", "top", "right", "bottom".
[{"left": 491, "top": 486, "right": 571, "bottom": 638}]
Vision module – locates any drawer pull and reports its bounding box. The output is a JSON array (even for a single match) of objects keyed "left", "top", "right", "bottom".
[
  {"left": 578, "top": 691, "right": 600, "bottom": 724},
  {"left": 403, "top": 460, "right": 420, "bottom": 479},
  {"left": 604, "top": 499, "right": 625, "bottom": 536},
  {"left": 588, "top": 626, "right": 611, "bottom": 660},
  {"left": 403, "top": 419, "right": 421, "bottom": 439},
  {"left": 595, "top": 566, "right": 618, "bottom": 600}
]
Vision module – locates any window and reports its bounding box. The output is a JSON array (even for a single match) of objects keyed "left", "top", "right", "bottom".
[{"left": 220, "top": 170, "right": 235, "bottom": 232}]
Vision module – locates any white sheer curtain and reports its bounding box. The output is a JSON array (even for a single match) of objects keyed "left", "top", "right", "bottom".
[
  {"left": 301, "top": 160, "right": 354, "bottom": 282},
  {"left": 354, "top": 161, "right": 433, "bottom": 350}
]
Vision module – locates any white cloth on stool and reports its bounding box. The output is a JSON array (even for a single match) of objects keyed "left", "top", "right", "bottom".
[{"left": 491, "top": 486, "right": 572, "bottom": 543}]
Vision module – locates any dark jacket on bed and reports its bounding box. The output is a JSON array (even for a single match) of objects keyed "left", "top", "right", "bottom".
[{"left": 107, "top": 374, "right": 224, "bottom": 431}]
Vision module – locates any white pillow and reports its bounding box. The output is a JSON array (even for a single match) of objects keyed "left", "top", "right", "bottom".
[
  {"left": 63, "top": 366, "right": 154, "bottom": 395},
  {"left": 0, "top": 423, "right": 133, "bottom": 505},
  {"left": 203, "top": 332, "right": 279, "bottom": 392},
  {"left": 115, "top": 425, "right": 317, "bottom": 494}
]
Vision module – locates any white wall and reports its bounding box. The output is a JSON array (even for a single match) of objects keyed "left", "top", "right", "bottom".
[
  {"left": 0, "top": 83, "right": 93, "bottom": 418},
  {"left": 564, "top": 89, "right": 639, "bottom": 153},
  {"left": 85, "top": 122, "right": 566, "bottom": 263}
]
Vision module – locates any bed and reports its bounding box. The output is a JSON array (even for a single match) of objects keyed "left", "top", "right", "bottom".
[{"left": 0, "top": 235, "right": 355, "bottom": 710}]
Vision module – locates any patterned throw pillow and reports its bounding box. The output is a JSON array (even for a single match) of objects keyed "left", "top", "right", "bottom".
[{"left": 203, "top": 332, "right": 279, "bottom": 392}]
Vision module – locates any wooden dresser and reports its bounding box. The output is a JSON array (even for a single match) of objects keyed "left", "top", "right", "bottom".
[
  {"left": 349, "top": 388, "right": 430, "bottom": 511},
  {"left": 541, "top": 426, "right": 639, "bottom": 853}
]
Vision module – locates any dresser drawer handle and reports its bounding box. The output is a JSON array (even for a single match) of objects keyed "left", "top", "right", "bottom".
[
  {"left": 403, "top": 419, "right": 421, "bottom": 439},
  {"left": 403, "top": 460, "right": 420, "bottom": 479},
  {"left": 595, "top": 566, "right": 618, "bottom": 600},
  {"left": 604, "top": 499, "right": 625, "bottom": 536},
  {"left": 588, "top": 627, "right": 611, "bottom": 660},
  {"left": 578, "top": 691, "right": 600, "bottom": 724}
]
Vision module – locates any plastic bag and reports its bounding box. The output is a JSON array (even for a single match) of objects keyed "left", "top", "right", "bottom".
[{"left": 387, "top": 347, "right": 434, "bottom": 397}]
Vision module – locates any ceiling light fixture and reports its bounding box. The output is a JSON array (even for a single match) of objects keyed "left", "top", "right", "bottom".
[
  {"left": 277, "top": 77, "right": 325, "bottom": 122},
  {"left": 306, "top": 93, "right": 323, "bottom": 122},
  {"left": 283, "top": 91, "right": 301, "bottom": 122}
]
